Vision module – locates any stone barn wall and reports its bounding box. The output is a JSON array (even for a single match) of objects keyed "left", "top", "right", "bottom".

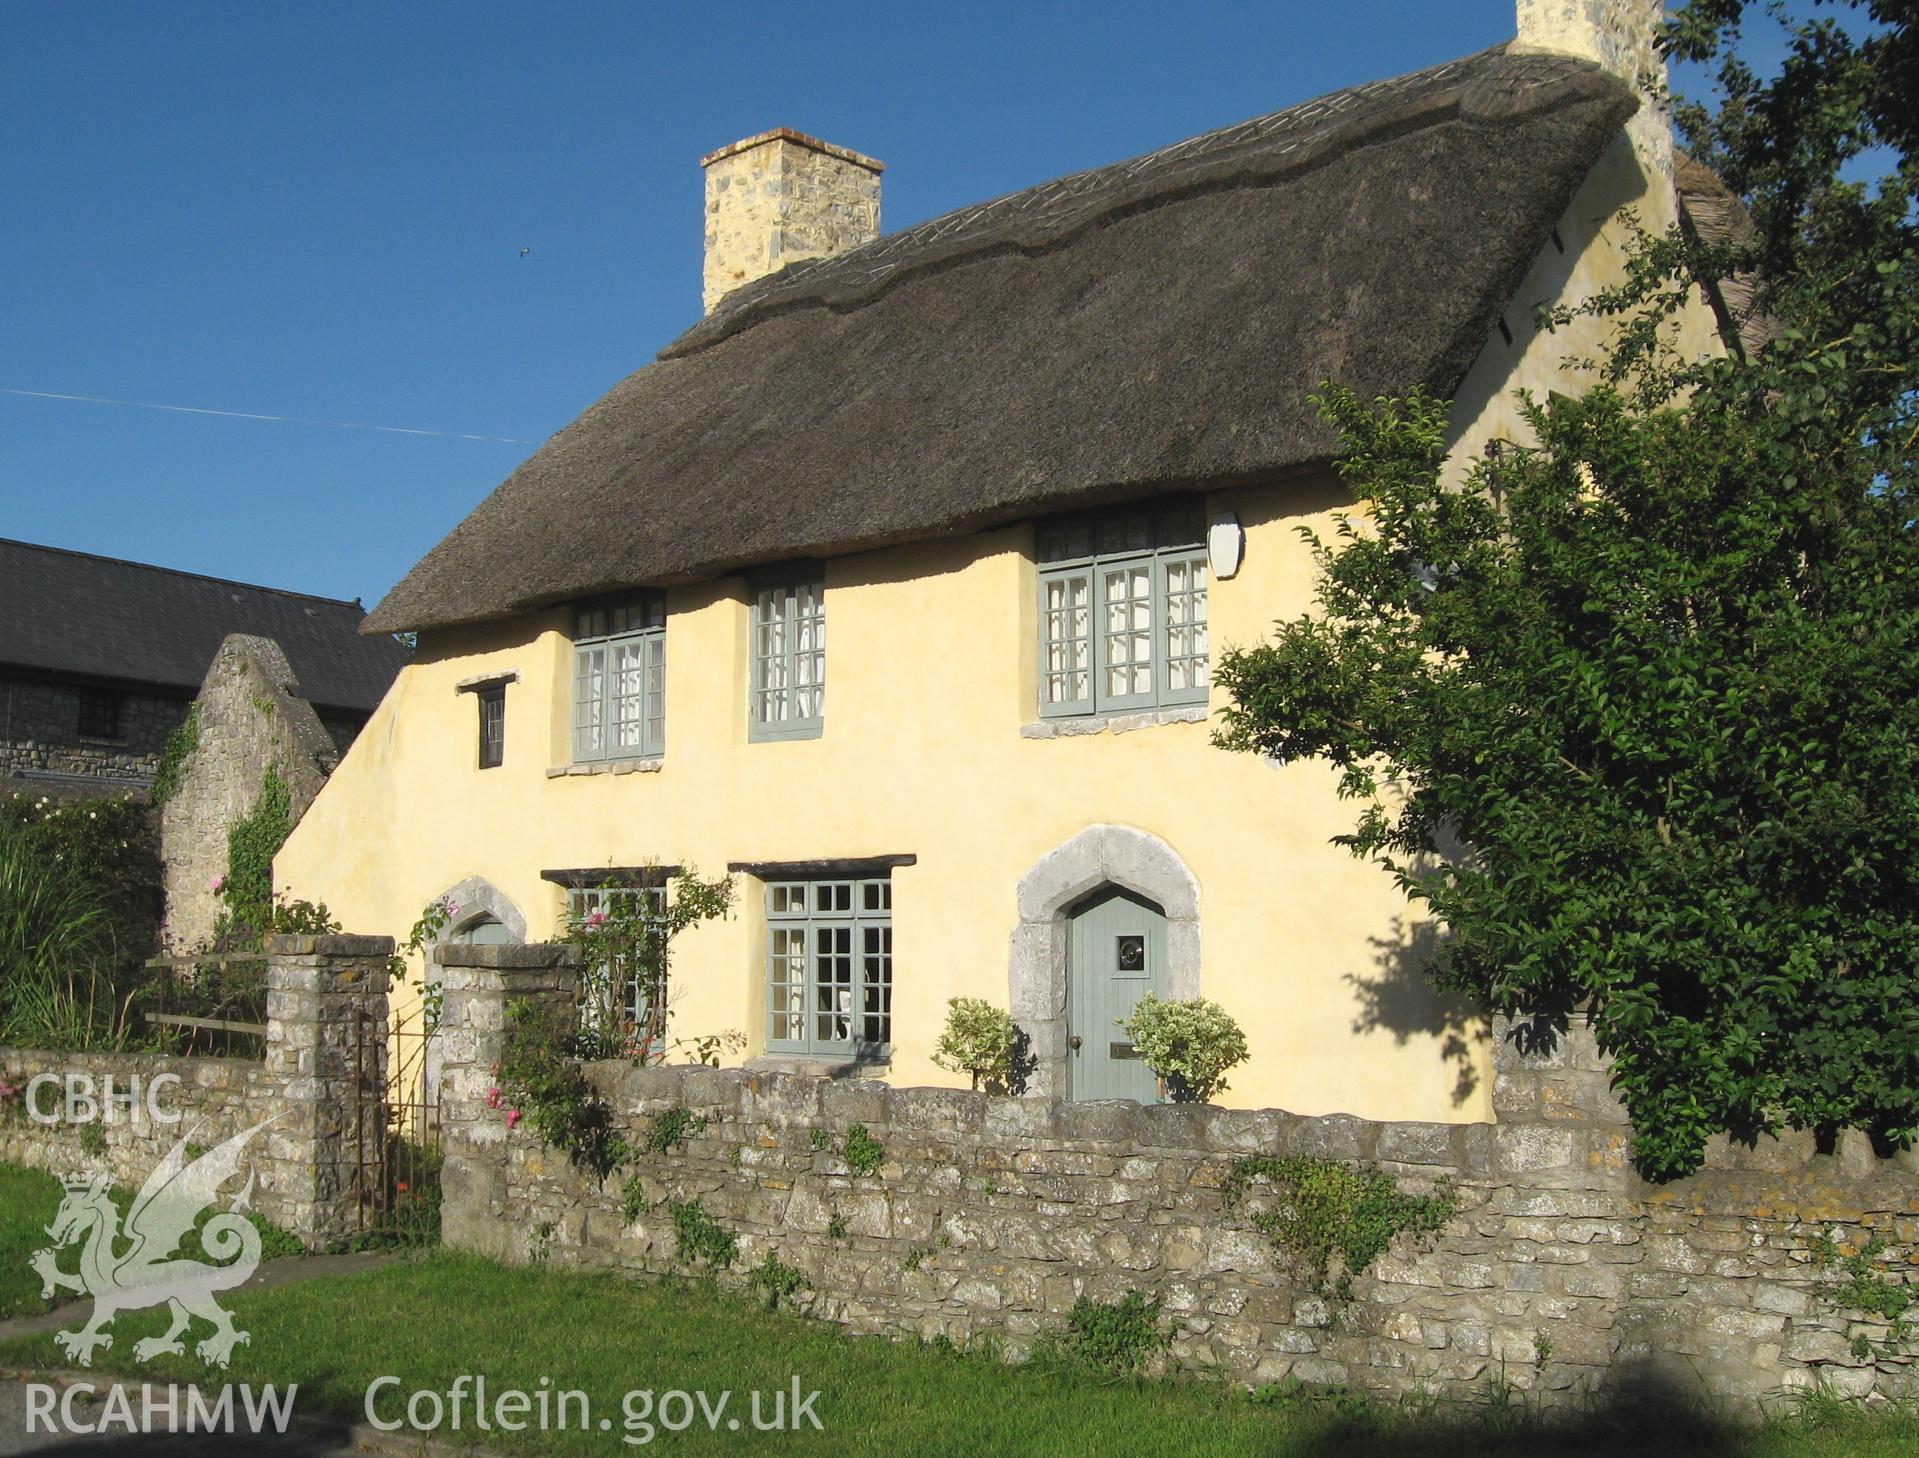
[
  {"left": 0, "top": 672, "right": 189, "bottom": 789},
  {"left": 437, "top": 945, "right": 1919, "bottom": 1415},
  {"left": 160, "top": 635, "right": 342, "bottom": 952}
]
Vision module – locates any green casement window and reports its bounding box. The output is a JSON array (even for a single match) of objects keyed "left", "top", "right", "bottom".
[
  {"left": 750, "top": 575, "right": 825, "bottom": 741},
  {"left": 764, "top": 877, "right": 891, "bottom": 1057},
  {"left": 573, "top": 596, "right": 665, "bottom": 762},
  {"left": 567, "top": 883, "right": 666, "bottom": 1040},
  {"left": 1037, "top": 500, "right": 1210, "bottom": 718}
]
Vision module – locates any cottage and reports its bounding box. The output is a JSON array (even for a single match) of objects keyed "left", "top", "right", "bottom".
[{"left": 278, "top": 1, "right": 1740, "bottom": 1118}]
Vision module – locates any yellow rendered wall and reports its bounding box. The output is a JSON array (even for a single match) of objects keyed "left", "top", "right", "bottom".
[
  {"left": 280, "top": 476, "right": 1492, "bottom": 1120},
  {"left": 1444, "top": 131, "right": 1725, "bottom": 470},
  {"left": 277, "top": 136, "right": 1724, "bottom": 1125}
]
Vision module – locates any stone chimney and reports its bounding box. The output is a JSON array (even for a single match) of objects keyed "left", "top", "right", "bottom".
[
  {"left": 700, "top": 128, "right": 884, "bottom": 314},
  {"left": 1514, "top": 0, "right": 1672, "bottom": 196}
]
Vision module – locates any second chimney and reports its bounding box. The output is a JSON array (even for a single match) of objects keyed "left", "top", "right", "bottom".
[{"left": 700, "top": 129, "right": 884, "bottom": 314}]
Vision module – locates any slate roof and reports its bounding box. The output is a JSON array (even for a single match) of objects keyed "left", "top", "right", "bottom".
[
  {"left": 0, "top": 538, "right": 410, "bottom": 710},
  {"left": 368, "top": 45, "right": 1637, "bottom": 634}
]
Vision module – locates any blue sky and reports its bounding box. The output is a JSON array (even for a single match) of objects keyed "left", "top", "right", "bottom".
[{"left": 0, "top": 1, "right": 1761, "bottom": 610}]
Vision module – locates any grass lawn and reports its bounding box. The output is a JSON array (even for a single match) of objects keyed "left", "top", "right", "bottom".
[
  {"left": 0, "top": 1163, "right": 62, "bottom": 1319},
  {"left": 2, "top": 1243, "right": 1918, "bottom": 1458},
  {"left": 0, "top": 1155, "right": 303, "bottom": 1323}
]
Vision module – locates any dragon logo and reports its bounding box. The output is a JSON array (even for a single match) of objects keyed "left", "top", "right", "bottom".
[{"left": 29, "top": 1118, "right": 278, "bottom": 1368}]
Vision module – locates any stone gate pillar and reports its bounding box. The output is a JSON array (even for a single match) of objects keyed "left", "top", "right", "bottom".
[
  {"left": 1489, "top": 1007, "right": 1628, "bottom": 1125},
  {"left": 261, "top": 933, "right": 394, "bottom": 1246},
  {"left": 434, "top": 942, "right": 580, "bottom": 1260}
]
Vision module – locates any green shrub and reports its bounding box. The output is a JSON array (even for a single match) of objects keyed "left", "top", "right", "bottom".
[
  {"left": 1122, "top": 995, "right": 1249, "bottom": 1103},
  {"left": 0, "top": 794, "right": 155, "bottom": 905},
  {"left": 619, "top": 1176, "right": 652, "bottom": 1226},
  {"left": 642, "top": 1106, "right": 707, "bottom": 1155},
  {"left": 665, "top": 1198, "right": 737, "bottom": 1268},
  {"left": 842, "top": 1124, "right": 885, "bottom": 1176},
  {"left": 496, "top": 999, "right": 631, "bottom": 1179},
  {"left": 0, "top": 815, "right": 132, "bottom": 1050},
  {"left": 1, "top": 792, "right": 159, "bottom": 1017},
  {"left": 1225, "top": 1155, "right": 1456, "bottom": 1303},
  {"left": 931, "top": 997, "right": 1020, "bottom": 1091},
  {"left": 745, "top": 1250, "right": 808, "bottom": 1310},
  {"left": 1052, "top": 1292, "right": 1168, "bottom": 1373},
  {"left": 1811, "top": 1229, "right": 1917, "bottom": 1359}
]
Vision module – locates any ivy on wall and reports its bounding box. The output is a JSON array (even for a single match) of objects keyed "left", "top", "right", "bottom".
[
  {"left": 223, "top": 767, "right": 289, "bottom": 913},
  {"left": 149, "top": 705, "right": 198, "bottom": 808}
]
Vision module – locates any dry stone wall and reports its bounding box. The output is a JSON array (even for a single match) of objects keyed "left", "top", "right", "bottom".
[
  {"left": 439, "top": 947, "right": 1919, "bottom": 1414},
  {"left": 0, "top": 933, "right": 393, "bottom": 1249}
]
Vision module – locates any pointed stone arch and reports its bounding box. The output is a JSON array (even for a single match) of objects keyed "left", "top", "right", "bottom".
[
  {"left": 432, "top": 876, "right": 527, "bottom": 945},
  {"left": 1008, "top": 825, "right": 1201, "bottom": 1098}
]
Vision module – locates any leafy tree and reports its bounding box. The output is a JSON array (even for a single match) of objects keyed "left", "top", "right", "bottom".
[{"left": 1215, "top": 2, "right": 1918, "bottom": 1177}]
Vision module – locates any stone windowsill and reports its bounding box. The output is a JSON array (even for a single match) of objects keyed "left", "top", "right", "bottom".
[
  {"left": 745, "top": 1053, "right": 892, "bottom": 1080},
  {"left": 1019, "top": 705, "right": 1209, "bottom": 739},
  {"left": 545, "top": 759, "right": 664, "bottom": 778}
]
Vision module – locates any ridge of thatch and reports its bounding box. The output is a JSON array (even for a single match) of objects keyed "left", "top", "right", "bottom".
[
  {"left": 368, "top": 46, "right": 1636, "bottom": 635},
  {"left": 1674, "top": 152, "right": 1776, "bottom": 361}
]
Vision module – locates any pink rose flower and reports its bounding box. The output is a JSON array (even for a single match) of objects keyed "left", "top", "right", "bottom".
[
  {"left": 485, "top": 1087, "right": 502, "bottom": 1109},
  {"left": 585, "top": 910, "right": 608, "bottom": 930},
  {"left": 506, "top": 1108, "right": 522, "bottom": 1130}
]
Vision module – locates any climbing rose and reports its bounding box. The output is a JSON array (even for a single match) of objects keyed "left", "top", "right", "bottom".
[
  {"left": 585, "top": 910, "right": 608, "bottom": 930},
  {"left": 485, "top": 1087, "right": 502, "bottom": 1109},
  {"left": 505, "top": 1108, "right": 522, "bottom": 1130}
]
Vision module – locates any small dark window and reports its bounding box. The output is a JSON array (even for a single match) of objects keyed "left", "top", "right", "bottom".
[
  {"left": 77, "top": 689, "right": 121, "bottom": 740},
  {"left": 477, "top": 685, "right": 506, "bottom": 769}
]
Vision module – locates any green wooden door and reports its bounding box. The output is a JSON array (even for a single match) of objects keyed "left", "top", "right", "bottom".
[
  {"left": 454, "top": 917, "right": 513, "bottom": 945},
  {"left": 1067, "top": 889, "right": 1165, "bottom": 1102}
]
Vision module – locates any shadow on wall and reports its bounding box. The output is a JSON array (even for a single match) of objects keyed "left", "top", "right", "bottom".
[
  {"left": 1347, "top": 915, "right": 1487, "bottom": 1111},
  {"left": 1299, "top": 1357, "right": 1802, "bottom": 1454}
]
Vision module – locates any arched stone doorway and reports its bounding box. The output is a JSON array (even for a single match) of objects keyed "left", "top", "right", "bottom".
[
  {"left": 436, "top": 876, "right": 527, "bottom": 945},
  {"left": 1009, "top": 825, "right": 1200, "bottom": 1100}
]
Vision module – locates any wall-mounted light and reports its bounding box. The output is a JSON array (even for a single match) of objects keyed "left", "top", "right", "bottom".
[{"left": 1208, "top": 511, "right": 1244, "bottom": 579}]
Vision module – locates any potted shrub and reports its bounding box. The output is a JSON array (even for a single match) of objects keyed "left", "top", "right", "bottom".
[
  {"left": 1121, "top": 994, "right": 1249, "bottom": 1103},
  {"left": 931, "top": 997, "right": 1020, "bottom": 1092}
]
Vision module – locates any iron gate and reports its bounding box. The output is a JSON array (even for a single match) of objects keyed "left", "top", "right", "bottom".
[{"left": 350, "top": 1003, "right": 442, "bottom": 1244}]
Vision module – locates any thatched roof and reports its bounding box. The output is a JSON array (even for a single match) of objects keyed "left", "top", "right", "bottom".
[
  {"left": 1674, "top": 152, "right": 1775, "bottom": 361},
  {"left": 369, "top": 46, "right": 1636, "bottom": 634}
]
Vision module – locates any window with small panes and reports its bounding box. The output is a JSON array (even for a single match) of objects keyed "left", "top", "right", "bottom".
[{"left": 763, "top": 877, "right": 891, "bottom": 1057}]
